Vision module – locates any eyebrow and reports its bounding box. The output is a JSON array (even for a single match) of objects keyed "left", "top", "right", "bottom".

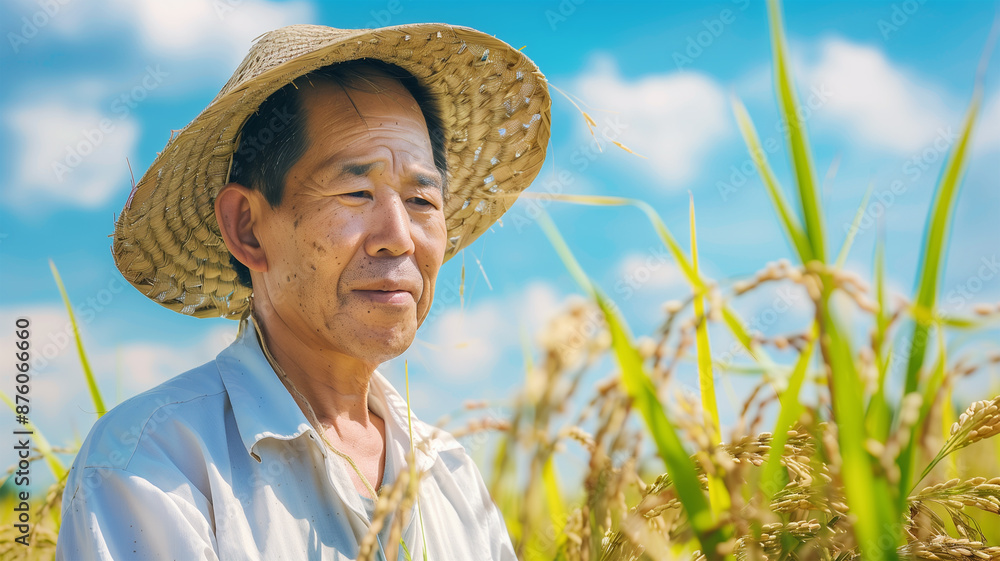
[
  {"left": 337, "top": 161, "right": 443, "bottom": 190},
  {"left": 414, "top": 172, "right": 443, "bottom": 189},
  {"left": 339, "top": 161, "right": 382, "bottom": 177}
]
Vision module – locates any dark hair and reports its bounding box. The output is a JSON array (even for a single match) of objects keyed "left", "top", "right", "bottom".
[{"left": 226, "top": 60, "right": 449, "bottom": 289}]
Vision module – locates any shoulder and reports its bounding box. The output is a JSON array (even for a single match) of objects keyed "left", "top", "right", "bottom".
[
  {"left": 408, "top": 417, "right": 491, "bottom": 494},
  {"left": 61, "top": 357, "right": 235, "bottom": 523},
  {"left": 68, "top": 358, "right": 229, "bottom": 475},
  {"left": 413, "top": 422, "right": 515, "bottom": 557}
]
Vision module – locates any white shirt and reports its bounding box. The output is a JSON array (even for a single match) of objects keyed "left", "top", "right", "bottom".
[{"left": 56, "top": 318, "right": 516, "bottom": 560}]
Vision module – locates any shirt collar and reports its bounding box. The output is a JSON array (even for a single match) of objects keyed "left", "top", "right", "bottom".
[
  {"left": 216, "top": 316, "right": 463, "bottom": 470},
  {"left": 369, "top": 369, "right": 463, "bottom": 472},
  {"left": 216, "top": 316, "right": 315, "bottom": 462}
]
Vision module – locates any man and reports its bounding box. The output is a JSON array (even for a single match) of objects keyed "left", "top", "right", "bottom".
[{"left": 57, "top": 23, "right": 550, "bottom": 560}]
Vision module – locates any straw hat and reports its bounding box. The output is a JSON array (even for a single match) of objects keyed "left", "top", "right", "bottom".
[{"left": 111, "top": 23, "right": 551, "bottom": 319}]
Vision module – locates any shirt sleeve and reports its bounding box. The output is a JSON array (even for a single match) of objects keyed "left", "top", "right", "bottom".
[
  {"left": 57, "top": 466, "right": 219, "bottom": 561},
  {"left": 487, "top": 497, "right": 517, "bottom": 561}
]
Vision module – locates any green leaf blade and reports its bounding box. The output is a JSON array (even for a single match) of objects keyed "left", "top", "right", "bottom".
[
  {"left": 689, "top": 195, "right": 730, "bottom": 517},
  {"left": 760, "top": 325, "right": 816, "bottom": 502},
  {"left": 730, "top": 95, "right": 813, "bottom": 265},
  {"left": 49, "top": 259, "right": 106, "bottom": 417},
  {"left": 897, "top": 86, "right": 982, "bottom": 506},
  {"left": 766, "top": 0, "right": 827, "bottom": 264},
  {"left": 902, "top": 91, "right": 982, "bottom": 396},
  {"left": 536, "top": 210, "right": 731, "bottom": 558},
  {"left": 520, "top": 191, "right": 768, "bottom": 365}
]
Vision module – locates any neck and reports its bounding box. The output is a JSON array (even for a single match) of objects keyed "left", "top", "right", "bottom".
[
  {"left": 247, "top": 295, "right": 388, "bottom": 501},
  {"left": 249, "top": 298, "right": 377, "bottom": 429}
]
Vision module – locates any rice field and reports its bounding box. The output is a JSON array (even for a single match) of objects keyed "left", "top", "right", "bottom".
[{"left": 3, "top": 1, "right": 999, "bottom": 559}]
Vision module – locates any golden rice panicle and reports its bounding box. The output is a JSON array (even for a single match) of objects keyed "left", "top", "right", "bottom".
[
  {"left": 356, "top": 468, "right": 412, "bottom": 561},
  {"left": 899, "top": 536, "right": 1000, "bottom": 560},
  {"left": 948, "top": 395, "right": 1000, "bottom": 450},
  {"left": 746, "top": 520, "right": 824, "bottom": 557},
  {"left": 914, "top": 477, "right": 1000, "bottom": 515},
  {"left": 537, "top": 296, "right": 609, "bottom": 371}
]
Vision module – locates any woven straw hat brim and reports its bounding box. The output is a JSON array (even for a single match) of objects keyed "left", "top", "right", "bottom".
[{"left": 112, "top": 23, "right": 551, "bottom": 319}]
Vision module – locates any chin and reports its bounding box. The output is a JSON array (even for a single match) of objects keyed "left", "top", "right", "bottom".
[{"left": 358, "top": 325, "right": 417, "bottom": 365}]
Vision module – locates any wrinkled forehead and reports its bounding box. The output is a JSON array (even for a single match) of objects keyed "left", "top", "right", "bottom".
[
  {"left": 281, "top": 73, "right": 439, "bottom": 193},
  {"left": 297, "top": 70, "right": 425, "bottom": 126}
]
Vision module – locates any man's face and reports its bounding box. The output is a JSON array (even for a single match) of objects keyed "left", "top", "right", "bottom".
[{"left": 253, "top": 73, "right": 447, "bottom": 367}]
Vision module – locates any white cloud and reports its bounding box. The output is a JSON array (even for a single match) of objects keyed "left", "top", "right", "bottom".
[
  {"left": 516, "top": 281, "right": 564, "bottom": 336},
  {"left": 616, "top": 252, "right": 686, "bottom": 295},
  {"left": 419, "top": 302, "right": 505, "bottom": 383},
  {"left": 115, "top": 324, "right": 237, "bottom": 390},
  {"left": 573, "top": 54, "right": 730, "bottom": 187},
  {"left": 409, "top": 280, "right": 567, "bottom": 384},
  {"left": 2, "top": 0, "right": 313, "bottom": 213},
  {"left": 3, "top": 97, "right": 138, "bottom": 211},
  {"left": 47, "top": 0, "right": 314, "bottom": 69},
  {"left": 806, "top": 38, "right": 956, "bottom": 154}
]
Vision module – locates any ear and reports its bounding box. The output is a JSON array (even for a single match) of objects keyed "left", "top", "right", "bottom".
[{"left": 215, "top": 183, "right": 269, "bottom": 275}]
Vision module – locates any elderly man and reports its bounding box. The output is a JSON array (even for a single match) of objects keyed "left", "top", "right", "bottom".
[{"left": 56, "top": 23, "right": 549, "bottom": 560}]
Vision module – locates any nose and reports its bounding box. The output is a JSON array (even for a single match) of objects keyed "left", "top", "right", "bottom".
[{"left": 365, "top": 191, "right": 415, "bottom": 257}]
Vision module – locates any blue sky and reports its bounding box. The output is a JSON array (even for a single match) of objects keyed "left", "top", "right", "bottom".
[{"left": 2, "top": 0, "right": 999, "bottom": 485}]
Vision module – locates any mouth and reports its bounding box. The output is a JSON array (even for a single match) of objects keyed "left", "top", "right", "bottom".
[
  {"left": 354, "top": 290, "right": 413, "bottom": 305},
  {"left": 353, "top": 283, "right": 418, "bottom": 305}
]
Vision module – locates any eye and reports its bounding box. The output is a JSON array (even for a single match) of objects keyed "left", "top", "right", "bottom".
[
  {"left": 343, "top": 191, "right": 372, "bottom": 199},
  {"left": 409, "top": 196, "right": 444, "bottom": 211}
]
